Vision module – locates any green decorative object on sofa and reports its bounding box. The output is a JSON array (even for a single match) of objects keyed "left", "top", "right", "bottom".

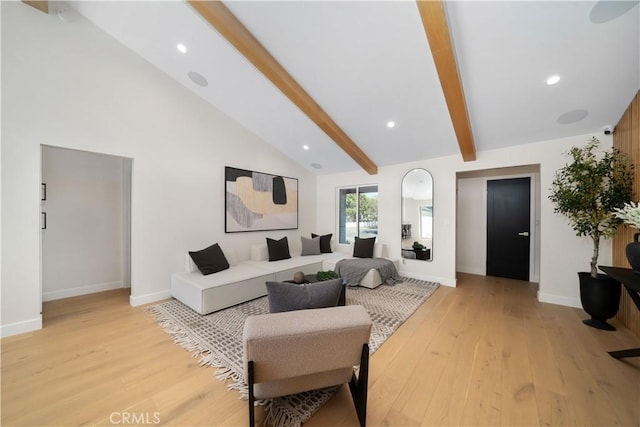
[{"left": 316, "top": 270, "right": 339, "bottom": 281}]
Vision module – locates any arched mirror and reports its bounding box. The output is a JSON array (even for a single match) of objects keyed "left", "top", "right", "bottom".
[{"left": 401, "top": 169, "right": 433, "bottom": 261}]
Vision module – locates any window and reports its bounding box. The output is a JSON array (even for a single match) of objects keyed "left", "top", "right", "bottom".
[
  {"left": 338, "top": 185, "right": 378, "bottom": 244},
  {"left": 420, "top": 206, "right": 432, "bottom": 239}
]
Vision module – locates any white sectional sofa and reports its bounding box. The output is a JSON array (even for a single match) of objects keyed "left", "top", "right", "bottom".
[{"left": 170, "top": 243, "right": 398, "bottom": 315}]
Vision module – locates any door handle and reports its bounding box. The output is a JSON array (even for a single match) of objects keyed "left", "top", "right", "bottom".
[
  {"left": 41, "top": 212, "right": 47, "bottom": 230},
  {"left": 518, "top": 231, "right": 529, "bottom": 237}
]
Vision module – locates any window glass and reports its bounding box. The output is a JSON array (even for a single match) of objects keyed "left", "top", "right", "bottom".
[{"left": 338, "top": 185, "right": 378, "bottom": 244}]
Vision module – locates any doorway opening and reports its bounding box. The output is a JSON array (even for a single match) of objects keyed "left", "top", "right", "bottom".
[
  {"left": 455, "top": 165, "right": 540, "bottom": 282},
  {"left": 40, "top": 146, "right": 132, "bottom": 319}
]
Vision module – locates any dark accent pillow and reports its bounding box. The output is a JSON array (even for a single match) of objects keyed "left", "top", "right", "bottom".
[
  {"left": 306, "top": 279, "right": 343, "bottom": 309},
  {"left": 266, "top": 279, "right": 343, "bottom": 313},
  {"left": 188, "top": 243, "right": 230, "bottom": 275},
  {"left": 311, "top": 233, "right": 333, "bottom": 253},
  {"left": 300, "top": 236, "right": 321, "bottom": 256},
  {"left": 353, "top": 236, "right": 376, "bottom": 258},
  {"left": 266, "top": 237, "right": 291, "bottom": 262}
]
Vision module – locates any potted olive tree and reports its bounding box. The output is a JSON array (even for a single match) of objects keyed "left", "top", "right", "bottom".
[{"left": 549, "top": 137, "right": 633, "bottom": 330}]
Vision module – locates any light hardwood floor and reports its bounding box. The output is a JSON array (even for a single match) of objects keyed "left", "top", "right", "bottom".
[{"left": 2, "top": 274, "right": 639, "bottom": 426}]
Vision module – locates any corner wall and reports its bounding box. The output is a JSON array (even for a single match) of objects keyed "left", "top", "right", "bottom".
[{"left": 1, "top": 3, "right": 316, "bottom": 336}]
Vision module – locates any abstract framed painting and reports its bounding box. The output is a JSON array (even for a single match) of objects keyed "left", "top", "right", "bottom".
[{"left": 225, "top": 166, "right": 299, "bottom": 233}]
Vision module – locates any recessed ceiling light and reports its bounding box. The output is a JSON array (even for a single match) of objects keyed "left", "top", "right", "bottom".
[
  {"left": 177, "top": 43, "right": 188, "bottom": 54},
  {"left": 303, "top": 145, "right": 310, "bottom": 150},
  {"left": 546, "top": 75, "right": 561, "bottom": 85},
  {"left": 387, "top": 121, "right": 396, "bottom": 128},
  {"left": 311, "top": 163, "right": 323, "bottom": 169}
]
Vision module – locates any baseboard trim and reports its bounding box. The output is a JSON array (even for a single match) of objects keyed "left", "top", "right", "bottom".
[
  {"left": 43, "top": 281, "right": 124, "bottom": 302},
  {"left": 537, "top": 291, "right": 582, "bottom": 309},
  {"left": 400, "top": 271, "right": 457, "bottom": 287},
  {"left": 130, "top": 289, "right": 172, "bottom": 307},
  {"left": 1, "top": 316, "right": 42, "bottom": 338},
  {"left": 456, "top": 265, "right": 485, "bottom": 275}
]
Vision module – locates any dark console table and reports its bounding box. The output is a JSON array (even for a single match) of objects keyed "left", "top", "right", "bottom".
[
  {"left": 598, "top": 266, "right": 640, "bottom": 359},
  {"left": 402, "top": 248, "right": 431, "bottom": 260}
]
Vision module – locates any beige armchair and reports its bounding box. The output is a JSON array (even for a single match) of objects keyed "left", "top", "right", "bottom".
[{"left": 243, "top": 305, "right": 372, "bottom": 427}]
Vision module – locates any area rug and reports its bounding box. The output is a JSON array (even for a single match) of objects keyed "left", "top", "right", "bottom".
[{"left": 148, "top": 277, "right": 439, "bottom": 427}]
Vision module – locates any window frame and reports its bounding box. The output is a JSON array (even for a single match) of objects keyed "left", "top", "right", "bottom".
[{"left": 337, "top": 184, "right": 379, "bottom": 244}]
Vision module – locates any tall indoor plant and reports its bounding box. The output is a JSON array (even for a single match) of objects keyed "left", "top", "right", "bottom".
[{"left": 549, "top": 137, "right": 633, "bottom": 330}]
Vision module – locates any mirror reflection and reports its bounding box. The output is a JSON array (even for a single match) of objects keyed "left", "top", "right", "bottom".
[{"left": 401, "top": 169, "right": 433, "bottom": 261}]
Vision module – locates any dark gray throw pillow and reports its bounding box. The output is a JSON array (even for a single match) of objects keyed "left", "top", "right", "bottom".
[
  {"left": 189, "top": 243, "right": 229, "bottom": 275},
  {"left": 266, "top": 281, "right": 308, "bottom": 313},
  {"left": 353, "top": 236, "right": 376, "bottom": 258},
  {"left": 266, "top": 279, "right": 343, "bottom": 313},
  {"left": 306, "top": 279, "right": 343, "bottom": 309},
  {"left": 311, "top": 233, "right": 333, "bottom": 253},
  {"left": 266, "top": 236, "right": 291, "bottom": 261},
  {"left": 301, "top": 236, "right": 321, "bottom": 256}
]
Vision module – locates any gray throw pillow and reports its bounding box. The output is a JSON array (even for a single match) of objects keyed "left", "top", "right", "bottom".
[
  {"left": 300, "top": 236, "right": 321, "bottom": 256},
  {"left": 266, "top": 281, "right": 308, "bottom": 313},
  {"left": 306, "top": 279, "right": 343, "bottom": 309},
  {"left": 266, "top": 279, "right": 343, "bottom": 313}
]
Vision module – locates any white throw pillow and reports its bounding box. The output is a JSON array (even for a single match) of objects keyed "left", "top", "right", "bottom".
[{"left": 250, "top": 244, "right": 269, "bottom": 261}]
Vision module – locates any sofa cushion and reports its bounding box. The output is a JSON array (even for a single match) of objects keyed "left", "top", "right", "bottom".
[
  {"left": 267, "top": 237, "right": 291, "bottom": 262},
  {"left": 250, "top": 244, "right": 269, "bottom": 262},
  {"left": 188, "top": 243, "right": 230, "bottom": 275},
  {"left": 266, "top": 279, "right": 343, "bottom": 313},
  {"left": 311, "top": 233, "right": 333, "bottom": 253},
  {"left": 353, "top": 236, "right": 376, "bottom": 258},
  {"left": 301, "top": 236, "right": 321, "bottom": 256}
]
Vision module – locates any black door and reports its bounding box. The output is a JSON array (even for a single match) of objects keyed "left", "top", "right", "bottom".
[{"left": 486, "top": 177, "right": 530, "bottom": 281}]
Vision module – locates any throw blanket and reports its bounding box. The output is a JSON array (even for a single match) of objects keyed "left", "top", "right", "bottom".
[{"left": 335, "top": 258, "right": 402, "bottom": 286}]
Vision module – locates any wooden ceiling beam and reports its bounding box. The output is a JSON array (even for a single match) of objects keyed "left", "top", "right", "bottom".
[
  {"left": 417, "top": 0, "right": 476, "bottom": 162},
  {"left": 22, "top": 1, "right": 49, "bottom": 14},
  {"left": 188, "top": 1, "right": 378, "bottom": 175}
]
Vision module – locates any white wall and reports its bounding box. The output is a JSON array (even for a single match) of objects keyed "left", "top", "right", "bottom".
[
  {"left": 456, "top": 177, "right": 485, "bottom": 275},
  {"left": 41, "top": 146, "right": 127, "bottom": 301},
  {"left": 317, "top": 157, "right": 459, "bottom": 286},
  {"left": 317, "top": 133, "right": 613, "bottom": 306},
  {"left": 1, "top": 3, "right": 317, "bottom": 336}
]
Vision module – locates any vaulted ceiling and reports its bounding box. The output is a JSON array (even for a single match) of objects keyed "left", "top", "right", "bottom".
[{"left": 57, "top": 1, "right": 639, "bottom": 175}]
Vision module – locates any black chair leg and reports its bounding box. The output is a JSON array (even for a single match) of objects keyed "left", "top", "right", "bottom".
[
  {"left": 349, "top": 343, "right": 369, "bottom": 427},
  {"left": 248, "top": 361, "right": 255, "bottom": 427}
]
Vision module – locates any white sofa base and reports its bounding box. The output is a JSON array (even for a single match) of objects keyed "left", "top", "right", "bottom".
[{"left": 171, "top": 264, "right": 274, "bottom": 315}]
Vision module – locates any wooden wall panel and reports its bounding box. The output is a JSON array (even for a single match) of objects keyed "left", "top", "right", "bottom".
[{"left": 613, "top": 90, "right": 640, "bottom": 338}]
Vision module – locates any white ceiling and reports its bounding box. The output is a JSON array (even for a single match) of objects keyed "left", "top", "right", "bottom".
[{"left": 66, "top": 0, "right": 639, "bottom": 175}]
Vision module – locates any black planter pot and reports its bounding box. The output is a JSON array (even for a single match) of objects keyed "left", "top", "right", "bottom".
[{"left": 578, "top": 272, "right": 621, "bottom": 331}]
